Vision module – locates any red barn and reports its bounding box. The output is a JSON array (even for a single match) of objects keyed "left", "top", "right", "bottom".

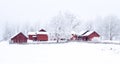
[
  {"left": 36, "top": 29, "right": 48, "bottom": 41},
  {"left": 11, "top": 32, "right": 27, "bottom": 43},
  {"left": 28, "top": 29, "right": 48, "bottom": 41},
  {"left": 71, "top": 30, "right": 100, "bottom": 41},
  {"left": 78, "top": 31, "right": 100, "bottom": 41}
]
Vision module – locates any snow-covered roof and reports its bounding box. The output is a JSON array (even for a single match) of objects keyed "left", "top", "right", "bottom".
[
  {"left": 28, "top": 31, "right": 48, "bottom": 35},
  {"left": 78, "top": 31, "right": 87, "bottom": 35},
  {"left": 36, "top": 31, "right": 48, "bottom": 34},
  {"left": 83, "top": 31, "right": 94, "bottom": 36},
  {"left": 11, "top": 32, "right": 27, "bottom": 39},
  {"left": 11, "top": 32, "right": 20, "bottom": 39},
  {"left": 71, "top": 31, "right": 86, "bottom": 35},
  {"left": 28, "top": 32, "right": 36, "bottom": 35}
]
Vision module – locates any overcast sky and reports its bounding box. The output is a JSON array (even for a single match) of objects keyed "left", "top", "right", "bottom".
[{"left": 0, "top": 0, "right": 120, "bottom": 23}]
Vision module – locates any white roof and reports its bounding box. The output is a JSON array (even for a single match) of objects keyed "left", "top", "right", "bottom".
[
  {"left": 11, "top": 32, "right": 27, "bottom": 39},
  {"left": 71, "top": 31, "right": 86, "bottom": 35},
  {"left": 78, "top": 31, "right": 87, "bottom": 35},
  {"left": 83, "top": 31, "right": 94, "bottom": 36},
  {"left": 11, "top": 33, "right": 19, "bottom": 39},
  {"left": 28, "top": 32, "right": 36, "bottom": 35},
  {"left": 36, "top": 31, "right": 48, "bottom": 34}
]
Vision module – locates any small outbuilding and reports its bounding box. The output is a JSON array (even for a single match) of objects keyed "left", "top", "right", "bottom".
[
  {"left": 28, "top": 29, "right": 48, "bottom": 41},
  {"left": 28, "top": 32, "right": 37, "bottom": 41},
  {"left": 70, "top": 30, "right": 100, "bottom": 41},
  {"left": 11, "top": 32, "right": 28, "bottom": 43},
  {"left": 78, "top": 31, "right": 100, "bottom": 41},
  {"left": 37, "top": 29, "right": 48, "bottom": 41}
]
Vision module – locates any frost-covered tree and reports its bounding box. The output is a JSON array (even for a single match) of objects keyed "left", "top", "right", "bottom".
[
  {"left": 49, "top": 12, "right": 80, "bottom": 42},
  {"left": 98, "top": 16, "right": 120, "bottom": 40},
  {"left": 3, "top": 21, "right": 15, "bottom": 40},
  {"left": 84, "top": 21, "right": 94, "bottom": 31}
]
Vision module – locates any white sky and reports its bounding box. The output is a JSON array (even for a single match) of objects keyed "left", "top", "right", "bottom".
[{"left": 0, "top": 0, "right": 120, "bottom": 23}]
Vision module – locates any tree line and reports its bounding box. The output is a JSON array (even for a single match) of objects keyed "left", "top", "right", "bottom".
[{"left": 0, "top": 12, "right": 120, "bottom": 41}]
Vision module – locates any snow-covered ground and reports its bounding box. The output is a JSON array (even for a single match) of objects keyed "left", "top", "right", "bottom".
[{"left": 0, "top": 41, "right": 120, "bottom": 64}]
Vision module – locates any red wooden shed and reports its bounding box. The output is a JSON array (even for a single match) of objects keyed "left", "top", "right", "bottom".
[
  {"left": 11, "top": 32, "right": 27, "bottom": 43},
  {"left": 78, "top": 31, "right": 100, "bottom": 41},
  {"left": 36, "top": 29, "right": 48, "bottom": 41},
  {"left": 28, "top": 29, "right": 48, "bottom": 41},
  {"left": 28, "top": 32, "right": 37, "bottom": 41},
  {"left": 70, "top": 30, "right": 100, "bottom": 41}
]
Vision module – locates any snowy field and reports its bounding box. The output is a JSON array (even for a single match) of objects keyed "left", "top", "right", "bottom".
[{"left": 0, "top": 41, "right": 120, "bottom": 64}]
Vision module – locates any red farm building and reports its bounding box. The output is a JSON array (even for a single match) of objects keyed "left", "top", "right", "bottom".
[
  {"left": 79, "top": 31, "right": 100, "bottom": 41},
  {"left": 28, "top": 32, "right": 37, "bottom": 41},
  {"left": 71, "top": 30, "right": 100, "bottom": 41},
  {"left": 36, "top": 29, "right": 48, "bottom": 41},
  {"left": 28, "top": 29, "right": 48, "bottom": 41},
  {"left": 11, "top": 32, "right": 28, "bottom": 43}
]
